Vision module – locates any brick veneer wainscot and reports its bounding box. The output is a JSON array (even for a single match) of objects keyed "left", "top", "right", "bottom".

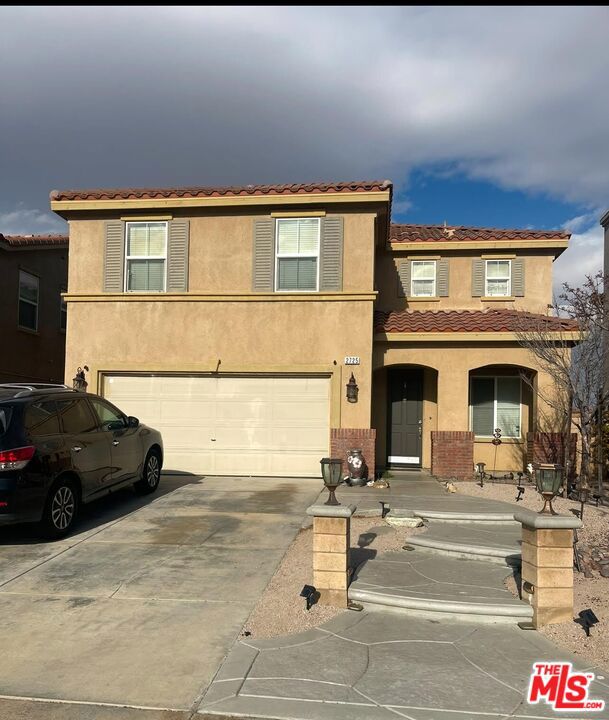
[
  {"left": 526, "top": 432, "right": 578, "bottom": 479},
  {"left": 431, "top": 430, "right": 474, "bottom": 480},
  {"left": 330, "top": 428, "right": 376, "bottom": 476}
]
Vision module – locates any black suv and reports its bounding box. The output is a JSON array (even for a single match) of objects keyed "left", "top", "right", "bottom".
[{"left": 0, "top": 384, "right": 164, "bottom": 538}]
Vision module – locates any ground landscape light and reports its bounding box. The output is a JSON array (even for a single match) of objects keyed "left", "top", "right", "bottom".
[{"left": 320, "top": 457, "right": 343, "bottom": 506}]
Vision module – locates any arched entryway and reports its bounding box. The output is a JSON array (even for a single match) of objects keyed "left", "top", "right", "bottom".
[{"left": 372, "top": 364, "right": 438, "bottom": 470}]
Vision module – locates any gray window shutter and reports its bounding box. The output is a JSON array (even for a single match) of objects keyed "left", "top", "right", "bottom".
[
  {"left": 397, "top": 261, "right": 411, "bottom": 297},
  {"left": 319, "top": 216, "right": 343, "bottom": 291},
  {"left": 252, "top": 219, "right": 275, "bottom": 291},
  {"left": 512, "top": 258, "right": 525, "bottom": 296},
  {"left": 472, "top": 259, "right": 484, "bottom": 297},
  {"left": 103, "top": 220, "right": 125, "bottom": 292},
  {"left": 437, "top": 259, "right": 449, "bottom": 297},
  {"left": 167, "top": 219, "right": 189, "bottom": 292}
]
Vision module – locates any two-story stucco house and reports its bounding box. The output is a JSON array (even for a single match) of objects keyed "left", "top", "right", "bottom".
[
  {"left": 51, "top": 181, "right": 577, "bottom": 478},
  {"left": 0, "top": 233, "right": 69, "bottom": 384}
]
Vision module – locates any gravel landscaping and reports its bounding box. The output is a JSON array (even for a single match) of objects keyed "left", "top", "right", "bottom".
[
  {"left": 241, "top": 516, "right": 423, "bottom": 639},
  {"left": 457, "top": 480, "right": 609, "bottom": 670}
]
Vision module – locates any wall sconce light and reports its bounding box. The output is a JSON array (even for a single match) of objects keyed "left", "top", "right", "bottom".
[
  {"left": 346, "top": 373, "right": 358, "bottom": 403},
  {"left": 72, "top": 365, "right": 89, "bottom": 392}
]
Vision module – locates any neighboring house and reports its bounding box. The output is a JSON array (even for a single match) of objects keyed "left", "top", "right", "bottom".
[
  {"left": 50, "top": 182, "right": 577, "bottom": 478},
  {"left": 0, "top": 233, "right": 69, "bottom": 384}
]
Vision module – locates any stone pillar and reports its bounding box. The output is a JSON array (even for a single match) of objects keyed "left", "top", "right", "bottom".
[
  {"left": 514, "top": 509, "right": 582, "bottom": 628},
  {"left": 306, "top": 504, "right": 356, "bottom": 608}
]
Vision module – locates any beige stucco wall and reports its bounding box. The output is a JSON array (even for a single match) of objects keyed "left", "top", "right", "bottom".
[
  {"left": 67, "top": 210, "right": 377, "bottom": 295},
  {"left": 372, "top": 342, "right": 557, "bottom": 472},
  {"left": 375, "top": 250, "right": 555, "bottom": 314},
  {"left": 64, "top": 298, "right": 374, "bottom": 430}
]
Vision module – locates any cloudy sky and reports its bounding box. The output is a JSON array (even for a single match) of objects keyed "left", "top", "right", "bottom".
[{"left": 1, "top": 6, "right": 608, "bottom": 291}]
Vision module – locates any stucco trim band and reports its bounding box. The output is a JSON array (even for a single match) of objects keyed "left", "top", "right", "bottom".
[
  {"left": 374, "top": 331, "right": 580, "bottom": 342},
  {"left": 63, "top": 292, "right": 377, "bottom": 303},
  {"left": 51, "top": 190, "right": 391, "bottom": 212}
]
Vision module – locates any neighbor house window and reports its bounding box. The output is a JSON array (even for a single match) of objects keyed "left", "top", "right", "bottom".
[
  {"left": 470, "top": 376, "right": 521, "bottom": 438},
  {"left": 275, "top": 218, "right": 320, "bottom": 291},
  {"left": 18, "top": 270, "right": 39, "bottom": 331},
  {"left": 125, "top": 222, "right": 167, "bottom": 292},
  {"left": 411, "top": 260, "right": 436, "bottom": 297},
  {"left": 485, "top": 260, "right": 511, "bottom": 296},
  {"left": 60, "top": 289, "right": 67, "bottom": 331}
]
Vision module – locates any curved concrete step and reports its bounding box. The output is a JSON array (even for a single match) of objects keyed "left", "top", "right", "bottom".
[
  {"left": 412, "top": 509, "right": 517, "bottom": 524},
  {"left": 406, "top": 522, "right": 522, "bottom": 566},
  {"left": 348, "top": 551, "right": 532, "bottom": 624}
]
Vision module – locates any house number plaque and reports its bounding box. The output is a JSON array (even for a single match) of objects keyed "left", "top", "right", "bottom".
[{"left": 344, "top": 356, "right": 360, "bottom": 365}]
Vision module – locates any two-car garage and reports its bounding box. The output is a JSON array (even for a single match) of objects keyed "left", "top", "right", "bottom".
[{"left": 102, "top": 374, "right": 331, "bottom": 477}]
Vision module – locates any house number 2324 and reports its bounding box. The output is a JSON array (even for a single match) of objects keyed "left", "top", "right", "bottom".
[{"left": 344, "top": 356, "right": 360, "bottom": 365}]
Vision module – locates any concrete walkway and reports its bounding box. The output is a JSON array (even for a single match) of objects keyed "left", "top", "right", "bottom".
[{"left": 200, "top": 473, "right": 609, "bottom": 719}]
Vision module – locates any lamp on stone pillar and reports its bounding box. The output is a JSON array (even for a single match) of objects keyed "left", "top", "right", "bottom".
[
  {"left": 320, "top": 457, "right": 343, "bottom": 506},
  {"left": 534, "top": 463, "right": 563, "bottom": 515}
]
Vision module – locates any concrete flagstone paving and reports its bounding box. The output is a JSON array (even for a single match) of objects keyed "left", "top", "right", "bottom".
[{"left": 198, "top": 611, "right": 609, "bottom": 719}]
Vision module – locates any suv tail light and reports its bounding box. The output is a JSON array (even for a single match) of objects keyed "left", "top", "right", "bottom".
[{"left": 0, "top": 446, "right": 35, "bottom": 471}]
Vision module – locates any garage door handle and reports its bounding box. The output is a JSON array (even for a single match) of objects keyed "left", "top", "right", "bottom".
[
  {"left": 72, "top": 446, "right": 82, "bottom": 453},
  {"left": 112, "top": 440, "right": 120, "bottom": 446}
]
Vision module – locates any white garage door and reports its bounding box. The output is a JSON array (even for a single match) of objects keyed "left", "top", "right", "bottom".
[{"left": 102, "top": 374, "right": 330, "bottom": 477}]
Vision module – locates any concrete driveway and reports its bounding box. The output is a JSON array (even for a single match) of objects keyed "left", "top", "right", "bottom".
[{"left": 0, "top": 474, "right": 320, "bottom": 716}]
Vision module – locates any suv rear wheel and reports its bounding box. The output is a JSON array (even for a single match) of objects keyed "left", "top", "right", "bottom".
[
  {"left": 40, "top": 478, "right": 79, "bottom": 539},
  {"left": 134, "top": 449, "right": 161, "bottom": 495}
]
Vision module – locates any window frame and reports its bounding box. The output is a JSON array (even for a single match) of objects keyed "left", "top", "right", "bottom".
[
  {"left": 410, "top": 260, "right": 437, "bottom": 297},
  {"left": 274, "top": 217, "right": 321, "bottom": 293},
  {"left": 88, "top": 397, "right": 128, "bottom": 432},
  {"left": 60, "top": 287, "right": 67, "bottom": 332},
  {"left": 18, "top": 269, "right": 39, "bottom": 332},
  {"left": 124, "top": 221, "right": 168, "bottom": 293},
  {"left": 485, "top": 259, "right": 511, "bottom": 297},
  {"left": 469, "top": 375, "right": 522, "bottom": 439}
]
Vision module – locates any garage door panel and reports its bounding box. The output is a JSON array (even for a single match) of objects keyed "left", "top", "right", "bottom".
[{"left": 103, "top": 374, "right": 330, "bottom": 477}]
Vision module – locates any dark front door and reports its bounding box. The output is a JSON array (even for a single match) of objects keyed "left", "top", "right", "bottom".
[{"left": 388, "top": 369, "right": 423, "bottom": 468}]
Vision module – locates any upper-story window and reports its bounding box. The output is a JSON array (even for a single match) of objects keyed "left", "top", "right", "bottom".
[
  {"left": 485, "top": 260, "right": 511, "bottom": 296},
  {"left": 60, "top": 287, "right": 67, "bottom": 331},
  {"left": 411, "top": 260, "right": 436, "bottom": 297},
  {"left": 125, "top": 222, "right": 167, "bottom": 292},
  {"left": 18, "top": 270, "right": 39, "bottom": 331},
  {"left": 275, "top": 218, "right": 320, "bottom": 291}
]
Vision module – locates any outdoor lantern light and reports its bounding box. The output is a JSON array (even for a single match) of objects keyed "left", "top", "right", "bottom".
[
  {"left": 475, "top": 462, "right": 486, "bottom": 488},
  {"left": 579, "top": 481, "right": 590, "bottom": 521},
  {"left": 534, "top": 463, "right": 563, "bottom": 515},
  {"left": 346, "top": 373, "right": 358, "bottom": 403},
  {"left": 72, "top": 365, "right": 89, "bottom": 392},
  {"left": 320, "top": 457, "right": 343, "bottom": 506}
]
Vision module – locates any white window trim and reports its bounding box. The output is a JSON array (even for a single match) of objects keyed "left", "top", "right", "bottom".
[
  {"left": 485, "top": 259, "right": 511, "bottom": 297},
  {"left": 410, "top": 260, "right": 437, "bottom": 297},
  {"left": 274, "top": 217, "right": 320, "bottom": 292},
  {"left": 124, "top": 221, "right": 168, "bottom": 293},
  {"left": 469, "top": 375, "right": 522, "bottom": 439},
  {"left": 18, "top": 270, "right": 39, "bottom": 332}
]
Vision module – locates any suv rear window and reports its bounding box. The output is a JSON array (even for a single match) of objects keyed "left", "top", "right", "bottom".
[
  {"left": 0, "top": 406, "right": 13, "bottom": 435},
  {"left": 56, "top": 398, "right": 98, "bottom": 434},
  {"left": 24, "top": 401, "right": 61, "bottom": 437}
]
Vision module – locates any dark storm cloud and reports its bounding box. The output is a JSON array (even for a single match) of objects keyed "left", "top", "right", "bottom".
[{"left": 1, "top": 5, "right": 609, "bottom": 263}]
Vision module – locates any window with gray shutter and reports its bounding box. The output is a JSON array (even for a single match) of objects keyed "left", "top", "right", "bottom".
[
  {"left": 275, "top": 218, "right": 320, "bottom": 291},
  {"left": 252, "top": 219, "right": 275, "bottom": 291},
  {"left": 471, "top": 259, "right": 484, "bottom": 296},
  {"left": 167, "top": 219, "right": 189, "bottom": 292},
  {"left": 437, "top": 259, "right": 449, "bottom": 296},
  {"left": 397, "top": 261, "right": 411, "bottom": 298},
  {"left": 319, "top": 216, "right": 343, "bottom": 291},
  {"left": 125, "top": 222, "right": 167, "bottom": 292},
  {"left": 103, "top": 220, "right": 125, "bottom": 292},
  {"left": 512, "top": 258, "right": 525, "bottom": 296}
]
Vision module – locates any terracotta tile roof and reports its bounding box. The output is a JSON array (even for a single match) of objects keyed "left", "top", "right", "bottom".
[
  {"left": 374, "top": 309, "right": 579, "bottom": 334},
  {"left": 50, "top": 180, "right": 392, "bottom": 202},
  {"left": 389, "top": 223, "right": 569, "bottom": 243},
  {"left": 0, "top": 233, "right": 68, "bottom": 248}
]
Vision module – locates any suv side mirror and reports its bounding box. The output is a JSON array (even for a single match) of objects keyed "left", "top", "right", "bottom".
[{"left": 128, "top": 416, "right": 139, "bottom": 428}]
